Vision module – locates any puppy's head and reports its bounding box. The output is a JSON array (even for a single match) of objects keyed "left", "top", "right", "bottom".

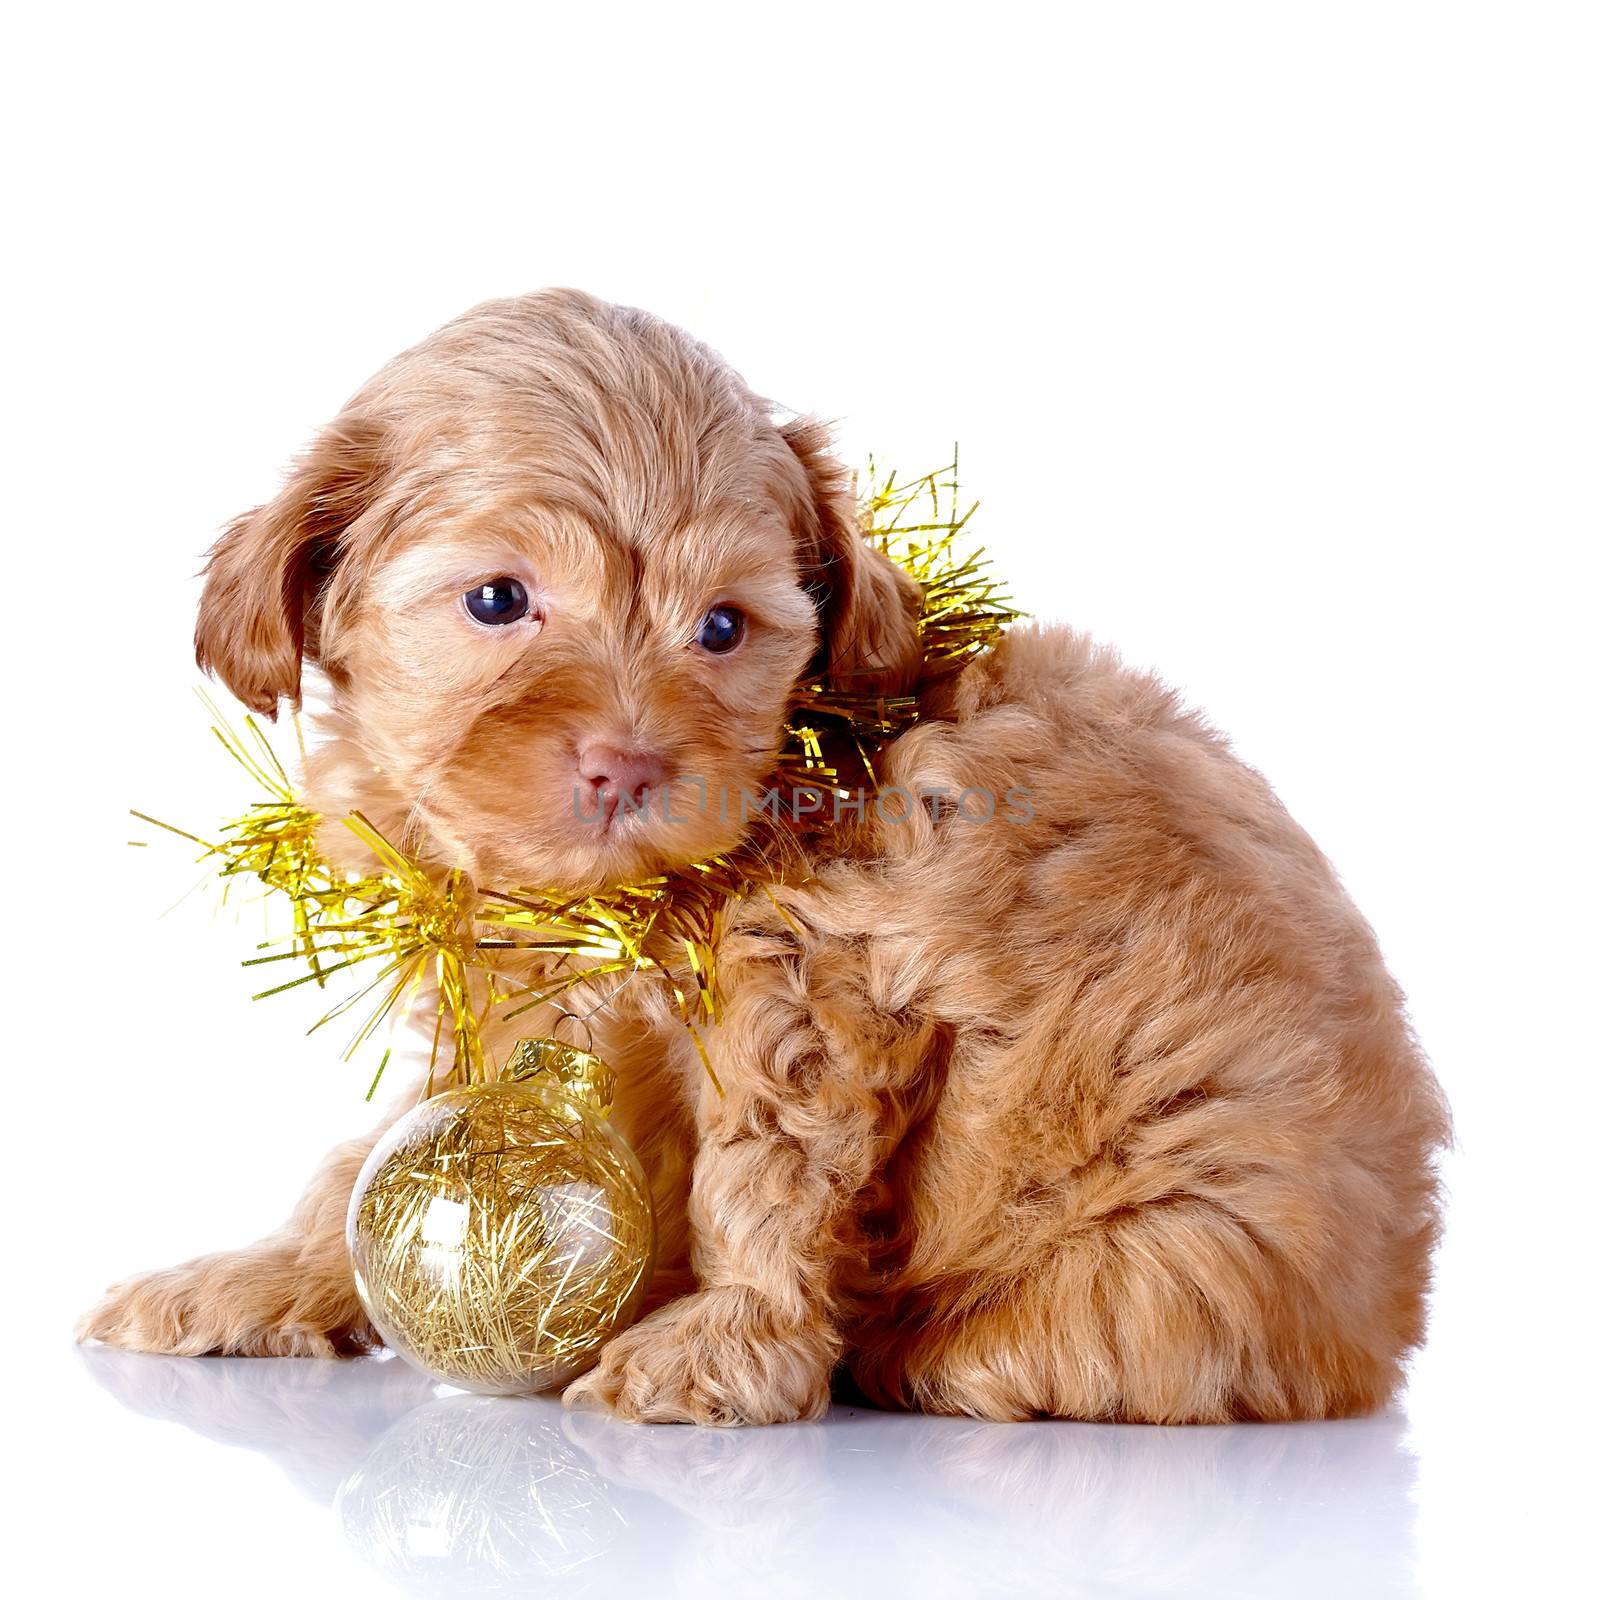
[{"left": 196, "top": 290, "right": 922, "bottom": 890}]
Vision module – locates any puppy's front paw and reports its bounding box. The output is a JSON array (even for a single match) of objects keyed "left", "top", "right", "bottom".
[
  {"left": 563, "top": 1286, "right": 833, "bottom": 1426},
  {"left": 76, "top": 1240, "right": 374, "bottom": 1358}
]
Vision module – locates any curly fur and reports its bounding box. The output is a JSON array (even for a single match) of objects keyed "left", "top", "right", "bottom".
[{"left": 79, "top": 289, "right": 1449, "bottom": 1424}]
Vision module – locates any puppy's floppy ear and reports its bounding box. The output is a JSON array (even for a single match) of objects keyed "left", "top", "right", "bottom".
[
  {"left": 780, "top": 417, "right": 923, "bottom": 697},
  {"left": 195, "top": 415, "right": 385, "bottom": 717}
]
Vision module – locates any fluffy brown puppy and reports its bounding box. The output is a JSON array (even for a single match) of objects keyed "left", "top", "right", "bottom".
[{"left": 80, "top": 290, "right": 1449, "bottom": 1424}]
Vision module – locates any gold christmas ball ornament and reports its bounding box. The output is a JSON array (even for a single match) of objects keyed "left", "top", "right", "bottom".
[{"left": 346, "top": 1038, "right": 655, "bottom": 1394}]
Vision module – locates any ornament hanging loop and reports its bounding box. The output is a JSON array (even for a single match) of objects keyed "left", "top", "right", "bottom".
[{"left": 549, "top": 1002, "right": 597, "bottom": 1056}]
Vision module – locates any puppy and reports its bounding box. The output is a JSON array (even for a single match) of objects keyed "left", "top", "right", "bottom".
[{"left": 81, "top": 290, "right": 1449, "bottom": 1424}]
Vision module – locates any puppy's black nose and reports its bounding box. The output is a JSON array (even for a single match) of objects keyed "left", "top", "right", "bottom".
[{"left": 576, "top": 742, "right": 667, "bottom": 807}]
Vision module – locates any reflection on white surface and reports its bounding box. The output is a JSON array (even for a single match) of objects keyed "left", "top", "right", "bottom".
[
  {"left": 339, "top": 1396, "right": 632, "bottom": 1591},
  {"left": 79, "top": 1347, "right": 1418, "bottom": 1598}
]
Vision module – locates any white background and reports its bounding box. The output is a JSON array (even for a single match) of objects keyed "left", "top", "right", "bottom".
[{"left": 5, "top": 4, "right": 1595, "bottom": 1597}]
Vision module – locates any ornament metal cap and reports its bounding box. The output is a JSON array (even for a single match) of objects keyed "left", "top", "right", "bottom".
[{"left": 504, "top": 1036, "right": 616, "bottom": 1116}]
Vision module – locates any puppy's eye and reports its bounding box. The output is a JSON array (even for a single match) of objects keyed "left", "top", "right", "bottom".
[
  {"left": 695, "top": 604, "right": 745, "bottom": 654},
  {"left": 464, "top": 578, "right": 531, "bottom": 626}
]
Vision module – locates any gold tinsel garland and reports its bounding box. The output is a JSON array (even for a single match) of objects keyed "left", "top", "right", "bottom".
[{"left": 137, "top": 458, "right": 1017, "bottom": 1097}]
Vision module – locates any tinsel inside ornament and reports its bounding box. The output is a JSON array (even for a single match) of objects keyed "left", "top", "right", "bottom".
[{"left": 346, "top": 1038, "right": 655, "bottom": 1394}]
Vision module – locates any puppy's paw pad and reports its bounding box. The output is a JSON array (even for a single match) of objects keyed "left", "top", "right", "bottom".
[
  {"left": 77, "top": 1271, "right": 208, "bottom": 1355},
  {"left": 563, "top": 1288, "right": 831, "bottom": 1426},
  {"left": 76, "top": 1250, "right": 365, "bottom": 1359}
]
